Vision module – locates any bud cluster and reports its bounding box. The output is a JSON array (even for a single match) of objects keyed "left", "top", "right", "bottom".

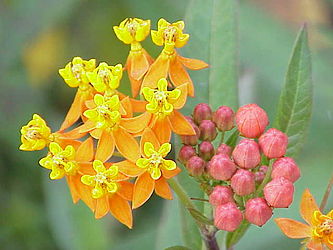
[{"left": 178, "top": 103, "right": 301, "bottom": 232}]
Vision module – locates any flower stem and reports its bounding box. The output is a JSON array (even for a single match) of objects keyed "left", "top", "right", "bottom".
[
  {"left": 255, "top": 159, "right": 273, "bottom": 196},
  {"left": 320, "top": 172, "right": 333, "bottom": 211},
  {"left": 220, "top": 131, "right": 225, "bottom": 144},
  {"left": 191, "top": 197, "right": 210, "bottom": 202}
]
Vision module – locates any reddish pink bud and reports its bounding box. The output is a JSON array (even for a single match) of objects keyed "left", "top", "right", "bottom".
[
  {"left": 264, "top": 177, "right": 294, "bottom": 208},
  {"left": 235, "top": 104, "right": 269, "bottom": 138},
  {"left": 271, "top": 157, "right": 300, "bottom": 183},
  {"left": 208, "top": 154, "right": 237, "bottom": 181},
  {"left": 255, "top": 165, "right": 268, "bottom": 183},
  {"left": 231, "top": 169, "right": 255, "bottom": 196},
  {"left": 209, "top": 186, "right": 234, "bottom": 206},
  {"left": 245, "top": 198, "right": 272, "bottom": 226},
  {"left": 214, "top": 202, "right": 243, "bottom": 232},
  {"left": 193, "top": 103, "right": 212, "bottom": 124},
  {"left": 180, "top": 116, "right": 200, "bottom": 146},
  {"left": 199, "top": 120, "right": 217, "bottom": 141},
  {"left": 213, "top": 106, "right": 235, "bottom": 131},
  {"left": 186, "top": 156, "right": 205, "bottom": 176},
  {"left": 232, "top": 139, "right": 261, "bottom": 169},
  {"left": 216, "top": 143, "right": 232, "bottom": 157},
  {"left": 199, "top": 141, "right": 215, "bottom": 161},
  {"left": 178, "top": 145, "right": 197, "bottom": 165},
  {"left": 259, "top": 128, "right": 288, "bottom": 158}
]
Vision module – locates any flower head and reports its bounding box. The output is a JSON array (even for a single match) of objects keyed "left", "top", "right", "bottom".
[
  {"left": 59, "top": 57, "right": 96, "bottom": 89},
  {"left": 114, "top": 18, "right": 151, "bottom": 45},
  {"left": 20, "top": 114, "right": 52, "bottom": 151},
  {"left": 39, "top": 142, "right": 78, "bottom": 179}
]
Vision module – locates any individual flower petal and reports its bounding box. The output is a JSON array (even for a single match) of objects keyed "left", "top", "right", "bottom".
[
  {"left": 117, "top": 181, "right": 134, "bottom": 201},
  {"left": 161, "top": 167, "right": 181, "bottom": 179},
  {"left": 300, "top": 189, "right": 320, "bottom": 225},
  {"left": 132, "top": 172, "right": 155, "bottom": 209},
  {"left": 93, "top": 160, "right": 106, "bottom": 173},
  {"left": 109, "top": 194, "right": 133, "bottom": 229},
  {"left": 275, "top": 218, "right": 312, "bottom": 238},
  {"left": 152, "top": 118, "right": 172, "bottom": 144},
  {"left": 140, "top": 128, "right": 160, "bottom": 156},
  {"left": 94, "top": 196, "right": 110, "bottom": 219},
  {"left": 113, "top": 128, "right": 140, "bottom": 163},
  {"left": 158, "top": 143, "right": 171, "bottom": 157},
  {"left": 60, "top": 91, "right": 85, "bottom": 131},
  {"left": 143, "top": 142, "right": 156, "bottom": 158},
  {"left": 168, "top": 111, "right": 196, "bottom": 135},
  {"left": 49, "top": 142, "right": 62, "bottom": 155},
  {"left": 117, "top": 160, "right": 146, "bottom": 177},
  {"left": 155, "top": 177, "right": 172, "bottom": 200},
  {"left": 75, "top": 137, "right": 94, "bottom": 162},
  {"left": 162, "top": 159, "right": 176, "bottom": 171},
  {"left": 95, "top": 131, "right": 115, "bottom": 162}
]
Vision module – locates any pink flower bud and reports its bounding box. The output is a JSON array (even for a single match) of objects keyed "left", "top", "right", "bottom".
[
  {"left": 259, "top": 128, "right": 288, "bottom": 158},
  {"left": 271, "top": 157, "right": 300, "bottom": 183},
  {"left": 193, "top": 103, "right": 212, "bottom": 124},
  {"left": 245, "top": 198, "right": 272, "bottom": 226},
  {"left": 199, "top": 141, "right": 215, "bottom": 161},
  {"left": 209, "top": 186, "right": 234, "bottom": 206},
  {"left": 255, "top": 165, "right": 268, "bottom": 183},
  {"left": 178, "top": 145, "right": 197, "bottom": 165},
  {"left": 213, "top": 106, "right": 235, "bottom": 131},
  {"left": 186, "top": 156, "right": 205, "bottom": 176},
  {"left": 180, "top": 116, "right": 200, "bottom": 146},
  {"left": 264, "top": 177, "right": 294, "bottom": 208},
  {"left": 216, "top": 143, "right": 232, "bottom": 157},
  {"left": 231, "top": 169, "right": 255, "bottom": 196},
  {"left": 208, "top": 154, "right": 237, "bottom": 181},
  {"left": 199, "top": 120, "right": 217, "bottom": 141},
  {"left": 214, "top": 202, "right": 243, "bottom": 232},
  {"left": 232, "top": 139, "right": 261, "bottom": 169},
  {"left": 235, "top": 104, "right": 269, "bottom": 138}
]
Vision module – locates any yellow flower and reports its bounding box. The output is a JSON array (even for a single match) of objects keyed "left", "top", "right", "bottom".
[
  {"left": 83, "top": 94, "right": 121, "bottom": 130},
  {"left": 87, "top": 62, "right": 123, "bottom": 94},
  {"left": 151, "top": 18, "right": 189, "bottom": 53},
  {"left": 113, "top": 18, "right": 151, "bottom": 46},
  {"left": 312, "top": 210, "right": 333, "bottom": 247},
  {"left": 81, "top": 160, "right": 119, "bottom": 199},
  {"left": 59, "top": 57, "right": 96, "bottom": 89},
  {"left": 142, "top": 78, "right": 181, "bottom": 118},
  {"left": 136, "top": 142, "right": 176, "bottom": 180},
  {"left": 39, "top": 142, "right": 78, "bottom": 180},
  {"left": 20, "top": 114, "right": 52, "bottom": 151}
]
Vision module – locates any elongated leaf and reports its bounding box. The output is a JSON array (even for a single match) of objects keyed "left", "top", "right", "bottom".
[
  {"left": 226, "top": 221, "right": 250, "bottom": 248},
  {"left": 165, "top": 246, "right": 191, "bottom": 250},
  {"left": 187, "top": 207, "right": 214, "bottom": 225},
  {"left": 273, "top": 25, "right": 313, "bottom": 157}
]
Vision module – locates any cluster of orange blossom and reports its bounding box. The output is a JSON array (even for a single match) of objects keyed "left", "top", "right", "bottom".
[{"left": 19, "top": 17, "right": 208, "bottom": 228}]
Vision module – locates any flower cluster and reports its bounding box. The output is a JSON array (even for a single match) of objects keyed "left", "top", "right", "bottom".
[
  {"left": 178, "top": 103, "right": 301, "bottom": 231},
  {"left": 19, "top": 17, "right": 208, "bottom": 228}
]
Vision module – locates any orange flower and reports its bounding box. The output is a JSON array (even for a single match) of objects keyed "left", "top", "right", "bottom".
[
  {"left": 142, "top": 18, "right": 208, "bottom": 97},
  {"left": 275, "top": 189, "right": 333, "bottom": 250},
  {"left": 113, "top": 18, "right": 154, "bottom": 97},
  {"left": 142, "top": 78, "right": 195, "bottom": 143}
]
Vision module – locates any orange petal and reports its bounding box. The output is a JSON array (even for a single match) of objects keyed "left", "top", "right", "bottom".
[
  {"left": 142, "top": 48, "right": 154, "bottom": 65},
  {"left": 130, "top": 50, "right": 150, "bottom": 80},
  {"left": 168, "top": 111, "right": 195, "bottom": 136},
  {"left": 76, "top": 137, "right": 94, "bottom": 162},
  {"left": 78, "top": 120, "right": 96, "bottom": 133},
  {"left": 85, "top": 99, "right": 96, "bottom": 109},
  {"left": 162, "top": 167, "right": 181, "bottom": 179},
  {"left": 72, "top": 174, "right": 96, "bottom": 212},
  {"left": 126, "top": 55, "right": 141, "bottom": 98},
  {"left": 120, "top": 112, "right": 152, "bottom": 134},
  {"left": 130, "top": 99, "right": 148, "bottom": 113},
  {"left": 142, "top": 54, "right": 169, "bottom": 89},
  {"left": 66, "top": 176, "right": 80, "bottom": 203},
  {"left": 116, "top": 160, "right": 145, "bottom": 177},
  {"left": 155, "top": 177, "right": 172, "bottom": 200},
  {"left": 300, "top": 189, "right": 320, "bottom": 225},
  {"left": 113, "top": 128, "right": 140, "bottom": 162},
  {"left": 109, "top": 194, "right": 133, "bottom": 228},
  {"left": 60, "top": 91, "right": 84, "bottom": 131},
  {"left": 95, "top": 130, "right": 115, "bottom": 162},
  {"left": 58, "top": 139, "right": 81, "bottom": 150},
  {"left": 173, "top": 83, "right": 188, "bottom": 109},
  {"left": 117, "top": 181, "right": 134, "bottom": 201},
  {"left": 120, "top": 96, "right": 133, "bottom": 118},
  {"left": 178, "top": 55, "right": 209, "bottom": 70},
  {"left": 169, "top": 56, "right": 194, "bottom": 97},
  {"left": 140, "top": 127, "right": 160, "bottom": 156},
  {"left": 78, "top": 162, "right": 95, "bottom": 175},
  {"left": 95, "top": 196, "right": 110, "bottom": 219},
  {"left": 132, "top": 172, "right": 155, "bottom": 209},
  {"left": 307, "top": 239, "right": 323, "bottom": 250},
  {"left": 59, "top": 125, "right": 87, "bottom": 140},
  {"left": 275, "top": 218, "right": 312, "bottom": 238},
  {"left": 90, "top": 128, "right": 102, "bottom": 139},
  {"left": 151, "top": 118, "right": 171, "bottom": 144}
]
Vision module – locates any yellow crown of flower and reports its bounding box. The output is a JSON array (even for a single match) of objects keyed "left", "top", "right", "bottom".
[
  {"left": 39, "top": 142, "right": 78, "bottom": 180},
  {"left": 59, "top": 57, "right": 96, "bottom": 88},
  {"left": 113, "top": 18, "right": 151, "bottom": 45}
]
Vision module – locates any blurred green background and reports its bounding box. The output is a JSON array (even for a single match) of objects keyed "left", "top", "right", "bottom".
[{"left": 1, "top": 0, "right": 332, "bottom": 249}]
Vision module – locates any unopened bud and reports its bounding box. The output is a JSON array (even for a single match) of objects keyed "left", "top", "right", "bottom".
[
  {"left": 255, "top": 165, "right": 268, "bottom": 183},
  {"left": 193, "top": 103, "right": 212, "bottom": 124},
  {"left": 213, "top": 106, "right": 234, "bottom": 131},
  {"left": 199, "top": 120, "right": 217, "bottom": 141},
  {"left": 259, "top": 128, "right": 288, "bottom": 158},
  {"left": 180, "top": 116, "right": 200, "bottom": 146},
  {"left": 214, "top": 202, "right": 243, "bottom": 232},
  {"left": 271, "top": 157, "right": 300, "bottom": 183},
  {"left": 209, "top": 186, "right": 234, "bottom": 207},
  {"left": 199, "top": 141, "right": 215, "bottom": 161},
  {"left": 178, "top": 145, "right": 196, "bottom": 165},
  {"left": 235, "top": 104, "right": 269, "bottom": 138},
  {"left": 245, "top": 198, "right": 272, "bottom": 226},
  {"left": 208, "top": 154, "right": 237, "bottom": 181},
  {"left": 186, "top": 156, "right": 205, "bottom": 176},
  {"left": 216, "top": 143, "right": 232, "bottom": 157},
  {"left": 232, "top": 139, "right": 261, "bottom": 169},
  {"left": 231, "top": 169, "right": 255, "bottom": 196},
  {"left": 264, "top": 177, "right": 294, "bottom": 208}
]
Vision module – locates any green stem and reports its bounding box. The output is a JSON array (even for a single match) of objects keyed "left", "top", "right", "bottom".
[
  {"left": 320, "top": 172, "right": 333, "bottom": 211},
  {"left": 191, "top": 197, "right": 210, "bottom": 202},
  {"left": 168, "top": 178, "right": 196, "bottom": 210},
  {"left": 220, "top": 131, "right": 225, "bottom": 144},
  {"left": 255, "top": 159, "right": 273, "bottom": 196}
]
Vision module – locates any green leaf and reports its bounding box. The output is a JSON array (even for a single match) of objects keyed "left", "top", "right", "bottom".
[
  {"left": 164, "top": 246, "right": 191, "bottom": 250},
  {"left": 273, "top": 25, "right": 313, "bottom": 157},
  {"left": 226, "top": 221, "right": 250, "bottom": 248},
  {"left": 187, "top": 207, "right": 214, "bottom": 226},
  {"left": 225, "top": 129, "right": 240, "bottom": 148}
]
